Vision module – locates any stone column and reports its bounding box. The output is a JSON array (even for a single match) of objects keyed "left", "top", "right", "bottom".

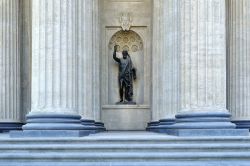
[
  {"left": 0, "top": 0, "right": 22, "bottom": 132},
  {"left": 153, "top": 0, "right": 248, "bottom": 136},
  {"left": 149, "top": 0, "right": 180, "bottom": 131},
  {"left": 179, "top": 0, "right": 226, "bottom": 109},
  {"left": 169, "top": 0, "right": 248, "bottom": 136},
  {"left": 77, "top": 0, "right": 104, "bottom": 131},
  {"left": 227, "top": 0, "right": 250, "bottom": 129},
  {"left": 15, "top": 0, "right": 89, "bottom": 137}
]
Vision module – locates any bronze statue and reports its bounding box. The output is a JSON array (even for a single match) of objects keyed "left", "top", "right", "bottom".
[{"left": 113, "top": 45, "right": 136, "bottom": 104}]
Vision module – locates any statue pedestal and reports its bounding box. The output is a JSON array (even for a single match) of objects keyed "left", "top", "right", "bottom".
[
  {"left": 102, "top": 105, "right": 150, "bottom": 130},
  {"left": 116, "top": 101, "right": 136, "bottom": 105}
]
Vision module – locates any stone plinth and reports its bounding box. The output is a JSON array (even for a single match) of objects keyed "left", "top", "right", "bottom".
[
  {"left": 147, "top": 119, "right": 175, "bottom": 133},
  {"left": 10, "top": 114, "right": 91, "bottom": 137},
  {"left": 102, "top": 105, "right": 150, "bottom": 130},
  {"left": 95, "top": 122, "right": 106, "bottom": 132},
  {"left": 81, "top": 119, "right": 106, "bottom": 133},
  {"left": 159, "top": 109, "right": 249, "bottom": 136},
  {"left": 23, "top": 114, "right": 85, "bottom": 130},
  {"left": 146, "top": 121, "right": 160, "bottom": 132},
  {"left": 232, "top": 120, "right": 250, "bottom": 131},
  {"left": 0, "top": 122, "right": 23, "bottom": 133}
]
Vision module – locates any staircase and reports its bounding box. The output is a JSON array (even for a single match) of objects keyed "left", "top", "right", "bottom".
[{"left": 0, "top": 131, "right": 250, "bottom": 166}]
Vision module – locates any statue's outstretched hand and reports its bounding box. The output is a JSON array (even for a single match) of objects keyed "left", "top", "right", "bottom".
[{"left": 114, "top": 45, "right": 118, "bottom": 51}]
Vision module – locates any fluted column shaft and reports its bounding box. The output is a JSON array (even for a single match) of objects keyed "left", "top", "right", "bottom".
[
  {"left": 31, "top": 0, "right": 78, "bottom": 114},
  {"left": 180, "top": 0, "right": 226, "bottom": 110},
  {"left": 152, "top": 0, "right": 226, "bottom": 121},
  {"left": 0, "top": 0, "right": 20, "bottom": 122},
  {"left": 77, "top": 0, "right": 100, "bottom": 121},
  {"left": 152, "top": 0, "right": 180, "bottom": 121},
  {"left": 227, "top": 0, "right": 250, "bottom": 120}
]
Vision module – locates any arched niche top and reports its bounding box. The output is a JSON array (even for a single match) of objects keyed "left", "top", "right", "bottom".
[{"left": 108, "top": 30, "right": 143, "bottom": 53}]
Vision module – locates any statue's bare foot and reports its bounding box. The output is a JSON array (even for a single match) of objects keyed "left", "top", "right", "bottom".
[
  {"left": 116, "top": 100, "right": 124, "bottom": 105},
  {"left": 126, "top": 101, "right": 136, "bottom": 105}
]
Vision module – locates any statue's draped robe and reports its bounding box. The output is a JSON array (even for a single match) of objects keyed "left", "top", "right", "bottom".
[
  {"left": 119, "top": 56, "right": 134, "bottom": 99},
  {"left": 113, "top": 52, "right": 135, "bottom": 101}
]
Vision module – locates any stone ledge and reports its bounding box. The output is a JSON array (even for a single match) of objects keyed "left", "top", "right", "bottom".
[
  {"left": 102, "top": 105, "right": 150, "bottom": 109},
  {"left": 9, "top": 130, "right": 91, "bottom": 138},
  {"left": 0, "top": 122, "right": 23, "bottom": 133},
  {"left": 232, "top": 120, "right": 250, "bottom": 130},
  {"left": 158, "top": 129, "right": 249, "bottom": 137}
]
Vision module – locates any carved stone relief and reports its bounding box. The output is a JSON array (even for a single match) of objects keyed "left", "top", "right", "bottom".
[
  {"left": 108, "top": 30, "right": 143, "bottom": 53},
  {"left": 119, "top": 12, "right": 132, "bottom": 31}
]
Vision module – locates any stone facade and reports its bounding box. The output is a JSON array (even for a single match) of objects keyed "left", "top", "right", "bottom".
[{"left": 0, "top": 0, "right": 250, "bottom": 131}]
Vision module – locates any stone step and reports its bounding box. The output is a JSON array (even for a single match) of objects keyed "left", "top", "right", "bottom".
[
  {"left": 1, "top": 132, "right": 249, "bottom": 165},
  {"left": 2, "top": 161, "right": 250, "bottom": 166},
  {"left": 0, "top": 152, "right": 250, "bottom": 163},
  {"left": 0, "top": 143, "right": 250, "bottom": 153},
  {"left": 0, "top": 151, "right": 250, "bottom": 162},
  {"left": 1, "top": 136, "right": 250, "bottom": 144}
]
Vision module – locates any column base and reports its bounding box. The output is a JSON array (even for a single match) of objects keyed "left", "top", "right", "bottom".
[
  {"left": 156, "top": 109, "right": 249, "bottom": 137},
  {"left": 81, "top": 119, "right": 106, "bottom": 133},
  {"left": 10, "top": 130, "right": 90, "bottom": 137},
  {"left": 95, "top": 122, "right": 106, "bottom": 131},
  {"left": 0, "top": 122, "right": 23, "bottom": 133},
  {"left": 146, "top": 121, "right": 160, "bottom": 132},
  {"left": 146, "top": 119, "right": 175, "bottom": 133},
  {"left": 10, "top": 113, "right": 92, "bottom": 137},
  {"left": 232, "top": 120, "right": 250, "bottom": 130}
]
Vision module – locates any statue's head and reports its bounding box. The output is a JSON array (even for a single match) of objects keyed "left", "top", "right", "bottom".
[{"left": 122, "top": 50, "right": 128, "bottom": 59}]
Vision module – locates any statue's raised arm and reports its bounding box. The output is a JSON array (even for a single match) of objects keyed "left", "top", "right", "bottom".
[{"left": 113, "top": 45, "right": 120, "bottom": 63}]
